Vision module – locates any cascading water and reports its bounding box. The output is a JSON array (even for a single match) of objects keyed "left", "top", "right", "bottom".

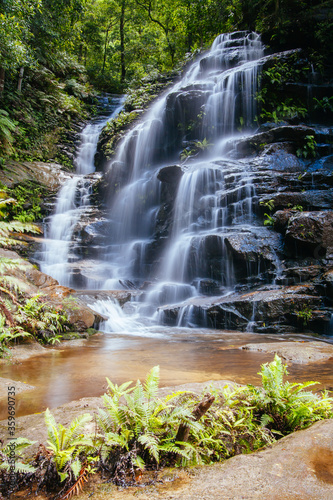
[
  {"left": 39, "top": 32, "right": 273, "bottom": 332},
  {"left": 37, "top": 96, "right": 125, "bottom": 286},
  {"left": 88, "top": 32, "right": 270, "bottom": 330}
]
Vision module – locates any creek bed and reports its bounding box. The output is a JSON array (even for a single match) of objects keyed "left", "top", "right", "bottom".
[{"left": 1, "top": 328, "right": 332, "bottom": 420}]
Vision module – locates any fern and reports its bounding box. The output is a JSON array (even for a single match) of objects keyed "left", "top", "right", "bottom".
[
  {"left": 0, "top": 437, "right": 36, "bottom": 473},
  {"left": 247, "top": 354, "right": 333, "bottom": 434},
  {"left": 45, "top": 409, "right": 93, "bottom": 481}
]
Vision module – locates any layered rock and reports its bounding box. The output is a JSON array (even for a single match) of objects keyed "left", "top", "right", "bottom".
[{"left": 0, "top": 248, "right": 103, "bottom": 332}]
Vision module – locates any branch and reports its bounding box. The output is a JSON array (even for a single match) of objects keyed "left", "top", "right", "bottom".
[{"left": 175, "top": 394, "right": 215, "bottom": 444}]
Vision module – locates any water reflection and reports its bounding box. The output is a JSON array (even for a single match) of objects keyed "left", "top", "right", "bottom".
[{"left": 1, "top": 329, "right": 332, "bottom": 420}]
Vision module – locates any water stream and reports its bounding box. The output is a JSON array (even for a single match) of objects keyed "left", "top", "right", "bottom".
[{"left": 37, "top": 96, "right": 125, "bottom": 286}]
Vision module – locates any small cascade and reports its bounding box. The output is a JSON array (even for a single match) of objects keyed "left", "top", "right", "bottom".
[{"left": 37, "top": 96, "right": 125, "bottom": 286}]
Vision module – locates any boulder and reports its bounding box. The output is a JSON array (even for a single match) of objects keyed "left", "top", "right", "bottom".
[
  {"left": 0, "top": 249, "right": 103, "bottom": 331},
  {"left": 0, "top": 160, "right": 72, "bottom": 191},
  {"left": 242, "top": 341, "right": 333, "bottom": 364},
  {"left": 157, "top": 164, "right": 184, "bottom": 184},
  {"left": 166, "top": 419, "right": 333, "bottom": 499},
  {"left": 285, "top": 211, "right": 333, "bottom": 257},
  {"left": 235, "top": 125, "right": 316, "bottom": 156}
]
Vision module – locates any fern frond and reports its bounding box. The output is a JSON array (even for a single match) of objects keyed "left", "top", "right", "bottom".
[
  {"left": 138, "top": 433, "right": 159, "bottom": 462},
  {"left": 143, "top": 365, "right": 160, "bottom": 401}
]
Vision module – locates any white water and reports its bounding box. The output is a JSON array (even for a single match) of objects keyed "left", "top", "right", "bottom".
[
  {"left": 39, "top": 33, "right": 270, "bottom": 333},
  {"left": 37, "top": 96, "right": 125, "bottom": 286}
]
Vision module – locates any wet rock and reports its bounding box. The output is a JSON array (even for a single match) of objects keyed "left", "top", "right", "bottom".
[
  {"left": 323, "top": 268, "right": 333, "bottom": 299},
  {"left": 157, "top": 164, "right": 184, "bottom": 184},
  {"left": 74, "top": 289, "right": 142, "bottom": 307},
  {"left": 0, "top": 378, "right": 35, "bottom": 398},
  {"left": 284, "top": 264, "right": 323, "bottom": 282},
  {"left": 262, "top": 189, "right": 333, "bottom": 212},
  {"left": 224, "top": 229, "right": 281, "bottom": 278},
  {"left": 165, "top": 89, "right": 211, "bottom": 145},
  {"left": 159, "top": 286, "right": 322, "bottom": 332},
  {"left": 0, "top": 160, "right": 72, "bottom": 191},
  {"left": 273, "top": 209, "right": 295, "bottom": 231},
  {"left": 236, "top": 125, "right": 316, "bottom": 156},
  {"left": 285, "top": 211, "right": 333, "bottom": 257},
  {"left": 242, "top": 341, "right": 333, "bottom": 364}
]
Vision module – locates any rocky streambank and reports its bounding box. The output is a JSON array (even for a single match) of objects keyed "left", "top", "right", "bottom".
[{"left": 156, "top": 122, "right": 333, "bottom": 335}]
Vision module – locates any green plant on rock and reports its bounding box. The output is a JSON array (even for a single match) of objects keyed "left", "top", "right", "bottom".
[
  {"left": 313, "top": 96, "right": 333, "bottom": 114},
  {"left": 194, "top": 138, "right": 213, "bottom": 151},
  {"left": 296, "top": 135, "right": 317, "bottom": 159},
  {"left": 246, "top": 355, "right": 333, "bottom": 435},
  {"left": 0, "top": 190, "right": 42, "bottom": 246},
  {"left": 98, "top": 366, "right": 200, "bottom": 478},
  {"left": 195, "top": 386, "right": 275, "bottom": 462},
  {"left": 0, "top": 437, "right": 36, "bottom": 474},
  {"left": 17, "top": 295, "right": 70, "bottom": 344},
  {"left": 260, "top": 100, "right": 307, "bottom": 123},
  {"left": 5, "top": 183, "right": 46, "bottom": 223},
  {"left": 180, "top": 148, "right": 195, "bottom": 162},
  {"left": 295, "top": 306, "right": 313, "bottom": 326},
  {"left": 0, "top": 314, "right": 32, "bottom": 357},
  {"left": 0, "top": 110, "right": 17, "bottom": 155},
  {"left": 44, "top": 409, "right": 94, "bottom": 483},
  {"left": 260, "top": 199, "right": 275, "bottom": 226}
]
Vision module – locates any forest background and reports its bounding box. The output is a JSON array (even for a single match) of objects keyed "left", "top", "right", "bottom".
[{"left": 0, "top": 0, "right": 332, "bottom": 160}]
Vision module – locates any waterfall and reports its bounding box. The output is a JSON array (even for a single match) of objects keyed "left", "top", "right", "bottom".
[
  {"left": 94, "top": 31, "right": 264, "bottom": 321},
  {"left": 38, "top": 32, "right": 269, "bottom": 333},
  {"left": 37, "top": 96, "right": 125, "bottom": 286}
]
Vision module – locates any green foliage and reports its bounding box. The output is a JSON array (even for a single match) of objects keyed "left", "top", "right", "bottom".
[
  {"left": 17, "top": 295, "right": 70, "bottom": 344},
  {"left": 260, "top": 199, "right": 275, "bottom": 226},
  {"left": 296, "top": 135, "right": 317, "bottom": 159},
  {"left": 3, "top": 182, "right": 46, "bottom": 223},
  {"left": 246, "top": 355, "right": 333, "bottom": 435},
  {"left": 44, "top": 409, "right": 93, "bottom": 482},
  {"left": 260, "top": 100, "right": 307, "bottom": 123},
  {"left": 296, "top": 306, "right": 313, "bottom": 326},
  {"left": 98, "top": 366, "right": 196, "bottom": 472},
  {"left": 0, "top": 189, "right": 42, "bottom": 247},
  {"left": 0, "top": 316, "right": 32, "bottom": 357},
  {"left": 180, "top": 138, "right": 213, "bottom": 163},
  {"left": 0, "top": 110, "right": 17, "bottom": 155},
  {"left": 1, "top": 359, "right": 332, "bottom": 496},
  {"left": 0, "top": 437, "right": 36, "bottom": 474},
  {"left": 313, "top": 96, "right": 333, "bottom": 114}
]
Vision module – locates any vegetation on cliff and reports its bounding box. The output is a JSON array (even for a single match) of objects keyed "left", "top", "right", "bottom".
[{"left": 0, "top": 0, "right": 332, "bottom": 163}]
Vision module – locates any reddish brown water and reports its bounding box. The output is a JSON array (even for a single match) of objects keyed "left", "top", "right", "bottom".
[{"left": 1, "top": 328, "right": 333, "bottom": 420}]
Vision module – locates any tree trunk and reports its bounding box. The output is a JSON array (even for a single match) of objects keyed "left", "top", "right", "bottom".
[
  {"left": 120, "top": 0, "right": 126, "bottom": 82},
  {"left": 78, "top": 43, "right": 83, "bottom": 63},
  {"left": 0, "top": 67, "right": 5, "bottom": 97},
  {"left": 175, "top": 394, "right": 215, "bottom": 444},
  {"left": 102, "top": 29, "right": 109, "bottom": 75},
  {"left": 17, "top": 67, "right": 24, "bottom": 92}
]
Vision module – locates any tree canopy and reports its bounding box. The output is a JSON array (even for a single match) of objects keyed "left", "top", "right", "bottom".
[{"left": 0, "top": 0, "right": 331, "bottom": 94}]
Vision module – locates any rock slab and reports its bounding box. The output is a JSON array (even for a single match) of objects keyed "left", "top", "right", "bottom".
[{"left": 242, "top": 341, "right": 333, "bottom": 364}]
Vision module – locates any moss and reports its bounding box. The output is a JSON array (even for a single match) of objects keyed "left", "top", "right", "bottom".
[{"left": 98, "top": 75, "right": 174, "bottom": 162}]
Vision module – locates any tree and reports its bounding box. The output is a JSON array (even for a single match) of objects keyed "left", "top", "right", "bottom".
[{"left": 0, "top": 0, "right": 38, "bottom": 94}]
